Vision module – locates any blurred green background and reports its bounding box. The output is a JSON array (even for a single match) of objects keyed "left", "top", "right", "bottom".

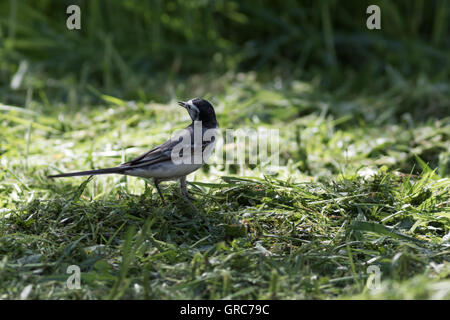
[{"left": 1, "top": 0, "right": 448, "bottom": 107}]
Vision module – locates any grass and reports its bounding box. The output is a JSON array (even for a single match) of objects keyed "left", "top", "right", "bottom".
[
  {"left": 0, "top": 73, "right": 449, "bottom": 299},
  {"left": 0, "top": 0, "right": 449, "bottom": 300}
]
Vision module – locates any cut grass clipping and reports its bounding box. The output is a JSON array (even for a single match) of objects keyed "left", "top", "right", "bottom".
[{"left": 0, "top": 87, "right": 449, "bottom": 298}]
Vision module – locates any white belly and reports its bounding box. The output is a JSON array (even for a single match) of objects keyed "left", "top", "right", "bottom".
[{"left": 125, "top": 161, "right": 203, "bottom": 180}]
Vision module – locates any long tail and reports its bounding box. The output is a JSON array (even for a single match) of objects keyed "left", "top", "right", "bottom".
[{"left": 47, "top": 167, "right": 126, "bottom": 178}]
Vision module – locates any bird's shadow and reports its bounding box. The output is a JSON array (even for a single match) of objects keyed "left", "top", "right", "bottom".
[{"left": 13, "top": 174, "right": 234, "bottom": 246}]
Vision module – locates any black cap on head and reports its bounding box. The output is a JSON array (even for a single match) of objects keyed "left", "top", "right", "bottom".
[{"left": 181, "top": 98, "right": 218, "bottom": 128}]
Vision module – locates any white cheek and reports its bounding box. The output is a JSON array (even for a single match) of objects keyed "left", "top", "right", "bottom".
[
  {"left": 188, "top": 109, "right": 198, "bottom": 119},
  {"left": 188, "top": 102, "right": 199, "bottom": 113},
  {"left": 185, "top": 101, "right": 200, "bottom": 120}
]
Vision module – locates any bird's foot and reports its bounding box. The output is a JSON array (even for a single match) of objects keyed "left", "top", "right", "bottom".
[
  {"left": 181, "top": 190, "right": 196, "bottom": 201},
  {"left": 180, "top": 190, "right": 199, "bottom": 213},
  {"left": 154, "top": 179, "right": 167, "bottom": 205}
]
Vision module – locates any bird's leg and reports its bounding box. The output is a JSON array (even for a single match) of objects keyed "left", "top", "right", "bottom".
[
  {"left": 180, "top": 176, "right": 194, "bottom": 200},
  {"left": 154, "top": 179, "right": 166, "bottom": 205},
  {"left": 179, "top": 176, "right": 199, "bottom": 212}
]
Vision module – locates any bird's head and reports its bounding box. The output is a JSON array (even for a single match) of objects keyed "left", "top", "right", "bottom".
[{"left": 178, "top": 98, "right": 218, "bottom": 128}]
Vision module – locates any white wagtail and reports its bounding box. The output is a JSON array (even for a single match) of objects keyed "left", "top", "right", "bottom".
[{"left": 48, "top": 98, "right": 218, "bottom": 204}]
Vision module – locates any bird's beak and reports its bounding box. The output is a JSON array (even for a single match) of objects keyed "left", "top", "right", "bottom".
[{"left": 178, "top": 101, "right": 187, "bottom": 108}]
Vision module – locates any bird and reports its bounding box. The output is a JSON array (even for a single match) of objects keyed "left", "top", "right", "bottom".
[{"left": 48, "top": 98, "right": 218, "bottom": 205}]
